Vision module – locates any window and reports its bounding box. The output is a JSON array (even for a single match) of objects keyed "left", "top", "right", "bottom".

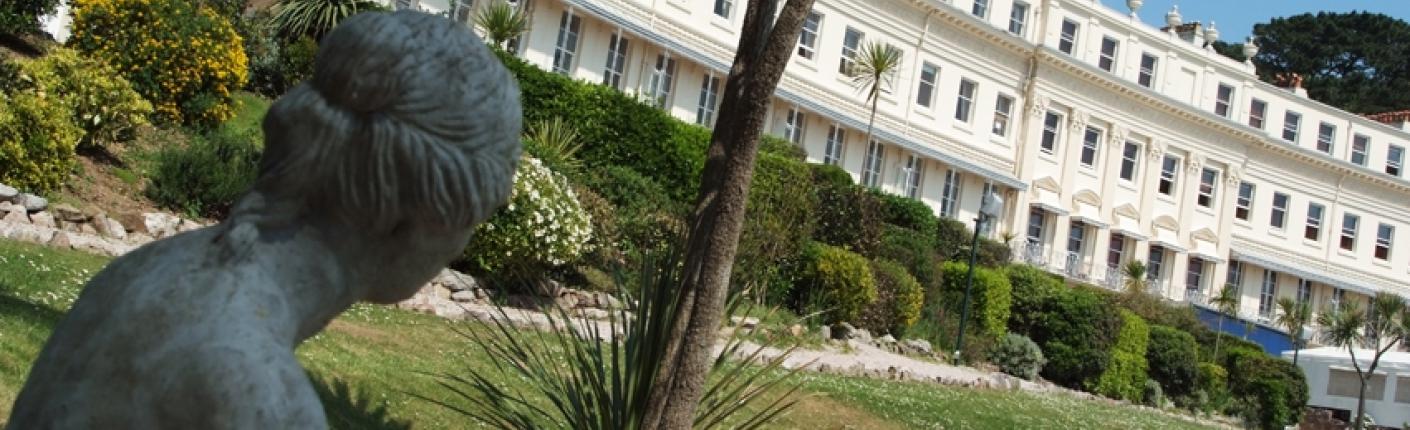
[
  {"left": 839, "top": 27, "right": 863, "bottom": 75},
  {"left": 552, "top": 11, "right": 583, "bottom": 75},
  {"left": 602, "top": 32, "right": 629, "bottom": 89},
  {"left": 1008, "top": 2, "right": 1028, "bottom": 35},
  {"left": 713, "top": 0, "right": 732, "bottom": 19},
  {"left": 1197, "top": 168, "right": 1218, "bottom": 208},
  {"left": 916, "top": 63, "right": 939, "bottom": 108},
  {"left": 645, "top": 53, "right": 677, "bottom": 109},
  {"left": 1040, "top": 112, "right": 1061, "bottom": 154},
  {"left": 1107, "top": 234, "right": 1126, "bottom": 267},
  {"left": 1059, "top": 19, "right": 1078, "bottom": 55},
  {"left": 1271, "top": 192, "right": 1289, "bottom": 229},
  {"left": 1119, "top": 142, "right": 1140, "bottom": 181},
  {"left": 941, "top": 169, "right": 961, "bottom": 218},
  {"left": 1080, "top": 126, "right": 1100, "bottom": 167},
  {"left": 1227, "top": 260, "right": 1244, "bottom": 287},
  {"left": 955, "top": 79, "right": 977, "bottom": 122},
  {"left": 1317, "top": 122, "right": 1336, "bottom": 154},
  {"left": 696, "top": 73, "right": 721, "bottom": 126},
  {"left": 971, "top": 0, "right": 988, "bottom": 18},
  {"left": 1138, "top": 53, "right": 1158, "bottom": 88},
  {"left": 1158, "top": 155, "right": 1179, "bottom": 195},
  {"left": 979, "top": 182, "right": 997, "bottom": 236},
  {"left": 1305, "top": 202, "right": 1324, "bottom": 241},
  {"left": 1352, "top": 134, "right": 1369, "bottom": 166},
  {"left": 1214, "top": 84, "right": 1234, "bottom": 118},
  {"left": 993, "top": 94, "right": 1014, "bottom": 137},
  {"left": 1026, "top": 208, "right": 1046, "bottom": 244},
  {"left": 1341, "top": 213, "right": 1359, "bottom": 251},
  {"left": 1297, "top": 278, "right": 1312, "bottom": 305},
  {"left": 824, "top": 125, "right": 845, "bottom": 166},
  {"left": 1330, "top": 287, "right": 1345, "bottom": 311},
  {"left": 1236, "top": 182, "right": 1254, "bottom": 220},
  {"left": 1388, "top": 145, "right": 1404, "bottom": 177},
  {"left": 1147, "top": 246, "right": 1165, "bottom": 281},
  {"left": 783, "top": 108, "right": 806, "bottom": 144},
  {"left": 1249, "top": 99, "right": 1267, "bottom": 129},
  {"left": 1186, "top": 258, "right": 1205, "bottom": 293},
  {"left": 796, "top": 11, "right": 822, "bottom": 59},
  {"left": 450, "top": 0, "right": 471, "bottom": 23},
  {"left": 903, "top": 155, "right": 924, "bottom": 199},
  {"left": 1282, "top": 111, "right": 1301, "bottom": 142},
  {"left": 862, "top": 140, "right": 884, "bottom": 188},
  {"left": 1098, "top": 37, "right": 1119, "bottom": 72},
  {"left": 1067, "top": 221, "right": 1086, "bottom": 254},
  {"left": 1376, "top": 223, "right": 1394, "bottom": 260},
  {"left": 1259, "top": 270, "right": 1277, "bottom": 317}
]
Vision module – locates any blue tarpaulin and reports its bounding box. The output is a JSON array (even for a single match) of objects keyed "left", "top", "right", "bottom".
[{"left": 1192, "top": 306, "right": 1294, "bottom": 356}]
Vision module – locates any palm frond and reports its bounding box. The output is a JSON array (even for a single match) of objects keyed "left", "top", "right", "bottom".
[
  {"left": 271, "top": 0, "right": 386, "bottom": 40},
  {"left": 475, "top": 0, "right": 529, "bottom": 49},
  {"left": 524, "top": 117, "right": 584, "bottom": 174},
  {"left": 848, "top": 41, "right": 902, "bottom": 105}
]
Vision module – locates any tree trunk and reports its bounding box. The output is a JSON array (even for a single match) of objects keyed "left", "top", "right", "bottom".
[
  {"left": 1355, "top": 378, "right": 1367, "bottom": 430},
  {"left": 1213, "top": 315, "right": 1224, "bottom": 360},
  {"left": 641, "top": 1, "right": 816, "bottom": 429}
]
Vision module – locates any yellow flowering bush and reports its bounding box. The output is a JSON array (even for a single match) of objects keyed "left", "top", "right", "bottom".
[
  {"left": 68, "top": 0, "right": 248, "bottom": 127},
  {"left": 0, "top": 75, "right": 83, "bottom": 194},
  {"left": 17, "top": 48, "right": 152, "bottom": 150}
]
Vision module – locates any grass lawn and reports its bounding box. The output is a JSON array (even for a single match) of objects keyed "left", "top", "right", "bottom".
[{"left": 0, "top": 239, "right": 1217, "bottom": 429}]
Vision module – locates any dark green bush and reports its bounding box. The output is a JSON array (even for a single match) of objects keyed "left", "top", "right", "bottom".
[
  {"left": 1146, "top": 325, "right": 1199, "bottom": 399},
  {"left": 1224, "top": 347, "right": 1307, "bottom": 430},
  {"left": 857, "top": 258, "right": 924, "bottom": 336},
  {"left": 1143, "top": 379, "right": 1165, "bottom": 407},
  {"left": 989, "top": 333, "right": 1046, "bottom": 380},
  {"left": 145, "top": 129, "right": 261, "bottom": 219},
  {"left": 1196, "top": 362, "right": 1231, "bottom": 412},
  {"left": 1004, "top": 264, "right": 1064, "bottom": 335},
  {"left": 0, "top": 0, "right": 60, "bottom": 34},
  {"left": 796, "top": 242, "right": 877, "bottom": 324},
  {"left": 935, "top": 217, "right": 1011, "bottom": 267},
  {"left": 1094, "top": 310, "right": 1150, "bottom": 401},
  {"left": 874, "top": 225, "right": 941, "bottom": 289},
  {"left": 580, "top": 166, "right": 684, "bottom": 272},
  {"left": 809, "top": 163, "right": 854, "bottom": 188},
  {"left": 937, "top": 261, "right": 1011, "bottom": 339},
  {"left": 1031, "top": 287, "right": 1122, "bottom": 390},
  {"left": 870, "top": 189, "right": 938, "bottom": 239},
  {"left": 759, "top": 134, "right": 806, "bottom": 160},
  {"left": 735, "top": 152, "right": 817, "bottom": 301},
  {"left": 811, "top": 164, "right": 883, "bottom": 255}
]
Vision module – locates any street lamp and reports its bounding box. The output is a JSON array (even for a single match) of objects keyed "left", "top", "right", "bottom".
[{"left": 953, "top": 190, "right": 1004, "bottom": 364}]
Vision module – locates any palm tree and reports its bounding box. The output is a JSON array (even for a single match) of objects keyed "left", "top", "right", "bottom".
[
  {"left": 848, "top": 41, "right": 901, "bottom": 151},
  {"left": 1274, "top": 297, "right": 1312, "bottom": 365},
  {"left": 1316, "top": 293, "right": 1409, "bottom": 430},
  {"left": 272, "top": 0, "right": 387, "bottom": 41},
  {"left": 1120, "top": 260, "right": 1148, "bottom": 295},
  {"left": 1209, "top": 283, "right": 1241, "bottom": 360},
  {"left": 474, "top": 0, "right": 529, "bottom": 50}
]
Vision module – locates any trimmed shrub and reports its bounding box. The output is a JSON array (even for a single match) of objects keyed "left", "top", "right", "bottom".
[
  {"left": 870, "top": 189, "right": 939, "bottom": 239},
  {"left": 1224, "top": 347, "right": 1308, "bottom": 430},
  {"left": 735, "top": 152, "right": 817, "bottom": 300},
  {"left": 465, "top": 156, "right": 593, "bottom": 281},
  {"left": 0, "top": 86, "right": 83, "bottom": 194},
  {"left": 145, "top": 128, "right": 261, "bottom": 218},
  {"left": 989, "top": 333, "right": 1046, "bottom": 380},
  {"left": 937, "top": 261, "right": 1012, "bottom": 338},
  {"left": 1004, "top": 264, "right": 1064, "bottom": 335},
  {"left": 572, "top": 184, "right": 622, "bottom": 270},
  {"left": 16, "top": 48, "right": 152, "bottom": 150},
  {"left": 857, "top": 258, "right": 924, "bottom": 336},
  {"left": 796, "top": 242, "right": 877, "bottom": 324},
  {"left": 580, "top": 165, "right": 684, "bottom": 267},
  {"left": 1142, "top": 379, "right": 1165, "bottom": 407},
  {"left": 0, "top": 0, "right": 60, "bottom": 34},
  {"left": 810, "top": 164, "right": 883, "bottom": 255},
  {"left": 69, "top": 0, "right": 249, "bottom": 127},
  {"left": 1032, "top": 287, "right": 1122, "bottom": 390},
  {"left": 759, "top": 134, "right": 806, "bottom": 160},
  {"left": 935, "top": 217, "right": 1011, "bottom": 267},
  {"left": 1146, "top": 325, "right": 1199, "bottom": 399},
  {"left": 1095, "top": 310, "right": 1151, "bottom": 401},
  {"left": 875, "top": 225, "right": 941, "bottom": 289},
  {"left": 1196, "top": 362, "right": 1230, "bottom": 408}
]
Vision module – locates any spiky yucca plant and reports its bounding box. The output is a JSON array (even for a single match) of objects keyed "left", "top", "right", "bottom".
[
  {"left": 475, "top": 0, "right": 528, "bottom": 50},
  {"left": 524, "top": 117, "right": 584, "bottom": 174},
  {"left": 848, "top": 41, "right": 901, "bottom": 156},
  {"left": 271, "top": 0, "right": 386, "bottom": 40},
  {"left": 1120, "top": 260, "right": 1148, "bottom": 296}
]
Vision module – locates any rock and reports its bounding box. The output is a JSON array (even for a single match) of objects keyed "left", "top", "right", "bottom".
[
  {"left": 79, "top": 223, "right": 98, "bottom": 235},
  {"left": 876, "top": 334, "right": 896, "bottom": 344},
  {"left": 17, "top": 193, "right": 46, "bottom": 212},
  {"left": 830, "top": 323, "right": 850, "bottom": 340},
  {"left": 144, "top": 212, "right": 183, "bottom": 238},
  {"left": 450, "top": 291, "right": 478, "bottom": 303},
  {"left": 436, "top": 269, "right": 478, "bottom": 292},
  {"left": 729, "top": 316, "right": 760, "bottom": 329},
  {"left": 94, "top": 215, "right": 127, "bottom": 240},
  {"left": 115, "top": 212, "right": 147, "bottom": 234},
  {"left": 819, "top": 325, "right": 831, "bottom": 340},
  {"left": 30, "top": 211, "right": 56, "bottom": 229},
  {"left": 52, "top": 204, "right": 87, "bottom": 223},
  {"left": 554, "top": 293, "right": 578, "bottom": 310},
  {"left": 0, "top": 183, "right": 16, "bottom": 202},
  {"left": 473, "top": 288, "right": 489, "bottom": 300},
  {"left": 3, "top": 209, "right": 29, "bottom": 225},
  {"left": 573, "top": 308, "right": 610, "bottom": 320},
  {"left": 127, "top": 233, "right": 154, "bottom": 244},
  {"left": 47, "top": 231, "right": 72, "bottom": 249},
  {"left": 0, "top": 201, "right": 15, "bottom": 214},
  {"left": 900, "top": 339, "right": 933, "bottom": 356},
  {"left": 595, "top": 293, "right": 624, "bottom": 310},
  {"left": 789, "top": 324, "right": 805, "bottom": 337},
  {"left": 852, "top": 328, "right": 872, "bottom": 344}
]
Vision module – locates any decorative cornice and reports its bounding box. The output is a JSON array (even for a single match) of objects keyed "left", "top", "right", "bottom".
[
  {"left": 1185, "top": 154, "right": 1206, "bottom": 174},
  {"left": 1029, "top": 94, "right": 1050, "bottom": 118},
  {"left": 1108, "top": 124, "right": 1128, "bottom": 147},
  {"left": 1224, "top": 166, "right": 1244, "bottom": 188},
  {"left": 1068, "top": 109, "right": 1090, "bottom": 133},
  {"left": 1147, "top": 139, "right": 1167, "bottom": 160}
]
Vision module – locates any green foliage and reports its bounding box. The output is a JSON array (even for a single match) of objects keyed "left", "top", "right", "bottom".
[
  {"left": 1095, "top": 310, "right": 1150, "bottom": 401},
  {"left": 144, "top": 128, "right": 261, "bottom": 218},
  {"left": 15, "top": 48, "right": 152, "bottom": 150},
  {"left": 988, "top": 333, "right": 1046, "bottom": 380},
  {"left": 758, "top": 135, "right": 807, "bottom": 161},
  {"left": 870, "top": 190, "right": 938, "bottom": 238},
  {"left": 1031, "top": 287, "right": 1122, "bottom": 390},
  {"left": 523, "top": 117, "right": 584, "bottom": 176},
  {"left": 857, "top": 259, "right": 924, "bottom": 336},
  {"left": 466, "top": 156, "right": 594, "bottom": 282},
  {"left": 1196, "top": 362, "right": 1230, "bottom": 408},
  {"left": 1003, "top": 264, "right": 1063, "bottom": 335},
  {"left": 1246, "top": 12, "right": 1410, "bottom": 114},
  {"left": 735, "top": 153, "right": 817, "bottom": 300},
  {"left": 497, "top": 50, "right": 708, "bottom": 202},
  {"left": 874, "top": 225, "right": 940, "bottom": 289},
  {"left": 271, "top": 0, "right": 387, "bottom": 40},
  {"left": 797, "top": 243, "right": 877, "bottom": 324},
  {"left": 0, "top": 84, "right": 82, "bottom": 194},
  {"left": 1142, "top": 379, "right": 1164, "bottom": 408},
  {"left": 0, "top": 0, "right": 59, "bottom": 35},
  {"left": 938, "top": 261, "right": 1011, "bottom": 339},
  {"left": 68, "top": 0, "right": 249, "bottom": 127},
  {"left": 1145, "top": 325, "right": 1198, "bottom": 400},
  {"left": 1223, "top": 347, "right": 1308, "bottom": 430},
  {"left": 809, "top": 164, "right": 883, "bottom": 255},
  {"left": 474, "top": 0, "right": 527, "bottom": 50},
  {"left": 579, "top": 165, "right": 685, "bottom": 277},
  {"left": 934, "top": 217, "right": 1010, "bottom": 267}
]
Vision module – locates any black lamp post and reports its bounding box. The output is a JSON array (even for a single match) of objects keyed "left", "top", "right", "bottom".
[{"left": 953, "top": 190, "right": 1004, "bottom": 364}]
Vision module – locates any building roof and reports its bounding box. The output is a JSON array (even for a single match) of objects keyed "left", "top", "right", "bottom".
[
  {"left": 1284, "top": 346, "right": 1410, "bottom": 371},
  {"left": 1365, "top": 110, "right": 1410, "bottom": 125}
]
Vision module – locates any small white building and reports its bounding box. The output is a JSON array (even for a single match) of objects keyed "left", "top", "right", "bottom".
[{"left": 1284, "top": 347, "right": 1410, "bottom": 427}]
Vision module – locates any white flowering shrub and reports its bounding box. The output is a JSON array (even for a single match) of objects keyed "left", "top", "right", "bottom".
[{"left": 465, "top": 156, "right": 593, "bottom": 279}]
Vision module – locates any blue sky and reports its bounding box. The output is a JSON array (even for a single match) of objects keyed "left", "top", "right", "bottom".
[{"left": 1098, "top": 0, "right": 1410, "bottom": 41}]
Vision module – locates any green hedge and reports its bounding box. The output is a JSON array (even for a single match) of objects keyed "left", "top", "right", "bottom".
[
  {"left": 810, "top": 164, "right": 883, "bottom": 255},
  {"left": 1032, "top": 287, "right": 1122, "bottom": 389},
  {"left": 1004, "top": 264, "right": 1065, "bottom": 335},
  {"left": 871, "top": 189, "right": 939, "bottom": 239},
  {"left": 1223, "top": 347, "right": 1308, "bottom": 430},
  {"left": 797, "top": 242, "right": 877, "bottom": 324},
  {"left": 938, "top": 261, "right": 1012, "bottom": 339},
  {"left": 1146, "top": 325, "right": 1199, "bottom": 399},
  {"left": 735, "top": 152, "right": 817, "bottom": 300},
  {"left": 858, "top": 258, "right": 924, "bottom": 336},
  {"left": 935, "top": 217, "right": 1011, "bottom": 267},
  {"left": 1094, "top": 310, "right": 1151, "bottom": 401},
  {"left": 875, "top": 225, "right": 941, "bottom": 289}
]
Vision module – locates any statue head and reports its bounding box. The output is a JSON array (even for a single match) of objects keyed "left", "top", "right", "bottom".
[{"left": 244, "top": 10, "right": 522, "bottom": 303}]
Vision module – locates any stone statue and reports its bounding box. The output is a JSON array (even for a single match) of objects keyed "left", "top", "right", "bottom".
[{"left": 6, "top": 11, "right": 521, "bottom": 429}]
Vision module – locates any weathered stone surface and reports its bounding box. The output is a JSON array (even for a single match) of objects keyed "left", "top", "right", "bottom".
[
  {"left": 143, "top": 212, "right": 182, "bottom": 238},
  {"left": 17, "top": 193, "right": 47, "bottom": 212},
  {"left": 573, "top": 308, "right": 610, "bottom": 320},
  {"left": 93, "top": 215, "right": 128, "bottom": 240},
  {"left": 876, "top": 334, "right": 896, "bottom": 344},
  {"left": 0, "top": 201, "right": 16, "bottom": 214},
  {"left": 596, "top": 292, "right": 624, "bottom": 310},
  {"left": 450, "top": 291, "right": 478, "bottom": 303},
  {"left": 901, "top": 338, "right": 933, "bottom": 356},
  {"left": 79, "top": 223, "right": 98, "bottom": 235},
  {"left": 0, "top": 183, "right": 17, "bottom": 202},
  {"left": 47, "top": 231, "right": 71, "bottom": 249},
  {"left": 115, "top": 212, "right": 147, "bottom": 234},
  {"left": 30, "top": 211, "right": 56, "bottom": 229},
  {"left": 554, "top": 293, "right": 578, "bottom": 310},
  {"left": 730, "top": 316, "right": 760, "bottom": 329},
  {"left": 52, "top": 204, "right": 87, "bottom": 223},
  {"left": 3, "top": 209, "right": 29, "bottom": 224},
  {"left": 436, "top": 269, "right": 478, "bottom": 292}
]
